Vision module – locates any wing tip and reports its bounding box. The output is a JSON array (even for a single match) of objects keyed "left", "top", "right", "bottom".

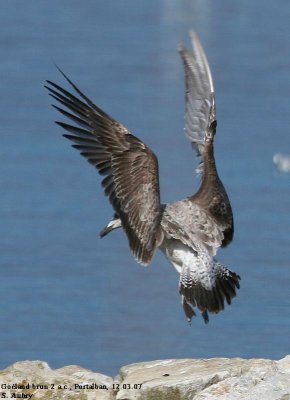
[
  {"left": 177, "top": 43, "right": 185, "bottom": 53},
  {"left": 189, "top": 30, "right": 199, "bottom": 43},
  {"left": 53, "top": 63, "right": 70, "bottom": 83}
]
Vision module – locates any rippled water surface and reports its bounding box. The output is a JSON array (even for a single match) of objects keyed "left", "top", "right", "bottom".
[{"left": 1, "top": 1, "right": 290, "bottom": 376}]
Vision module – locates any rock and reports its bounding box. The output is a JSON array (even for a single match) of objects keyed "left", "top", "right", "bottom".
[
  {"left": 117, "top": 356, "right": 290, "bottom": 400},
  {"left": 0, "top": 357, "right": 290, "bottom": 399},
  {"left": 0, "top": 360, "right": 114, "bottom": 399}
]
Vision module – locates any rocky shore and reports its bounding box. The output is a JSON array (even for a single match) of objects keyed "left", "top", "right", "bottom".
[{"left": 0, "top": 356, "right": 289, "bottom": 399}]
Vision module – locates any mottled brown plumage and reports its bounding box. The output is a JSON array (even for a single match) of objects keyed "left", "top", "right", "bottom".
[{"left": 46, "top": 32, "right": 240, "bottom": 324}]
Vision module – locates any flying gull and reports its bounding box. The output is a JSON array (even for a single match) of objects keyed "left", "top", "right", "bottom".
[{"left": 45, "top": 32, "right": 240, "bottom": 324}]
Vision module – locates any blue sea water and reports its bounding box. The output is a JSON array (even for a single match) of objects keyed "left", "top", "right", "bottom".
[{"left": 0, "top": 1, "right": 290, "bottom": 376}]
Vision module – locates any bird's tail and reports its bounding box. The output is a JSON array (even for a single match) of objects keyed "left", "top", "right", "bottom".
[{"left": 180, "top": 262, "right": 240, "bottom": 324}]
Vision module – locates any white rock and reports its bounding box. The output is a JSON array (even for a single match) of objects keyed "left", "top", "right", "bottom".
[
  {"left": 1, "top": 357, "right": 290, "bottom": 399},
  {"left": 117, "top": 356, "right": 290, "bottom": 400},
  {"left": 0, "top": 360, "right": 114, "bottom": 399}
]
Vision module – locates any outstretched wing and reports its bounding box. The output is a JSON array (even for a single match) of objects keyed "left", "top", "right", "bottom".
[
  {"left": 45, "top": 70, "right": 162, "bottom": 265},
  {"left": 178, "top": 31, "right": 216, "bottom": 174}
]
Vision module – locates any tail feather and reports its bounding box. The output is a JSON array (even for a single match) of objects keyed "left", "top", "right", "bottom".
[{"left": 180, "top": 261, "right": 240, "bottom": 323}]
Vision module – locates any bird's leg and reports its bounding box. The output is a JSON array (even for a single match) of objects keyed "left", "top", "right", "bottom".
[
  {"left": 197, "top": 304, "right": 209, "bottom": 324},
  {"left": 201, "top": 310, "right": 209, "bottom": 324},
  {"left": 181, "top": 295, "right": 196, "bottom": 325}
]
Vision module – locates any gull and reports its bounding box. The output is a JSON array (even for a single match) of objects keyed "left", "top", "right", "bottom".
[
  {"left": 273, "top": 153, "right": 290, "bottom": 173},
  {"left": 45, "top": 32, "right": 240, "bottom": 324}
]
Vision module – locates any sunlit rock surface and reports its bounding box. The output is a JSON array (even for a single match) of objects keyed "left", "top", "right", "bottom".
[
  {"left": 0, "top": 360, "right": 114, "bottom": 400},
  {"left": 0, "top": 356, "right": 290, "bottom": 399}
]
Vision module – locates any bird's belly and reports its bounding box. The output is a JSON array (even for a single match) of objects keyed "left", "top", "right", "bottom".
[
  {"left": 159, "top": 238, "right": 196, "bottom": 274},
  {"left": 159, "top": 237, "right": 216, "bottom": 290}
]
